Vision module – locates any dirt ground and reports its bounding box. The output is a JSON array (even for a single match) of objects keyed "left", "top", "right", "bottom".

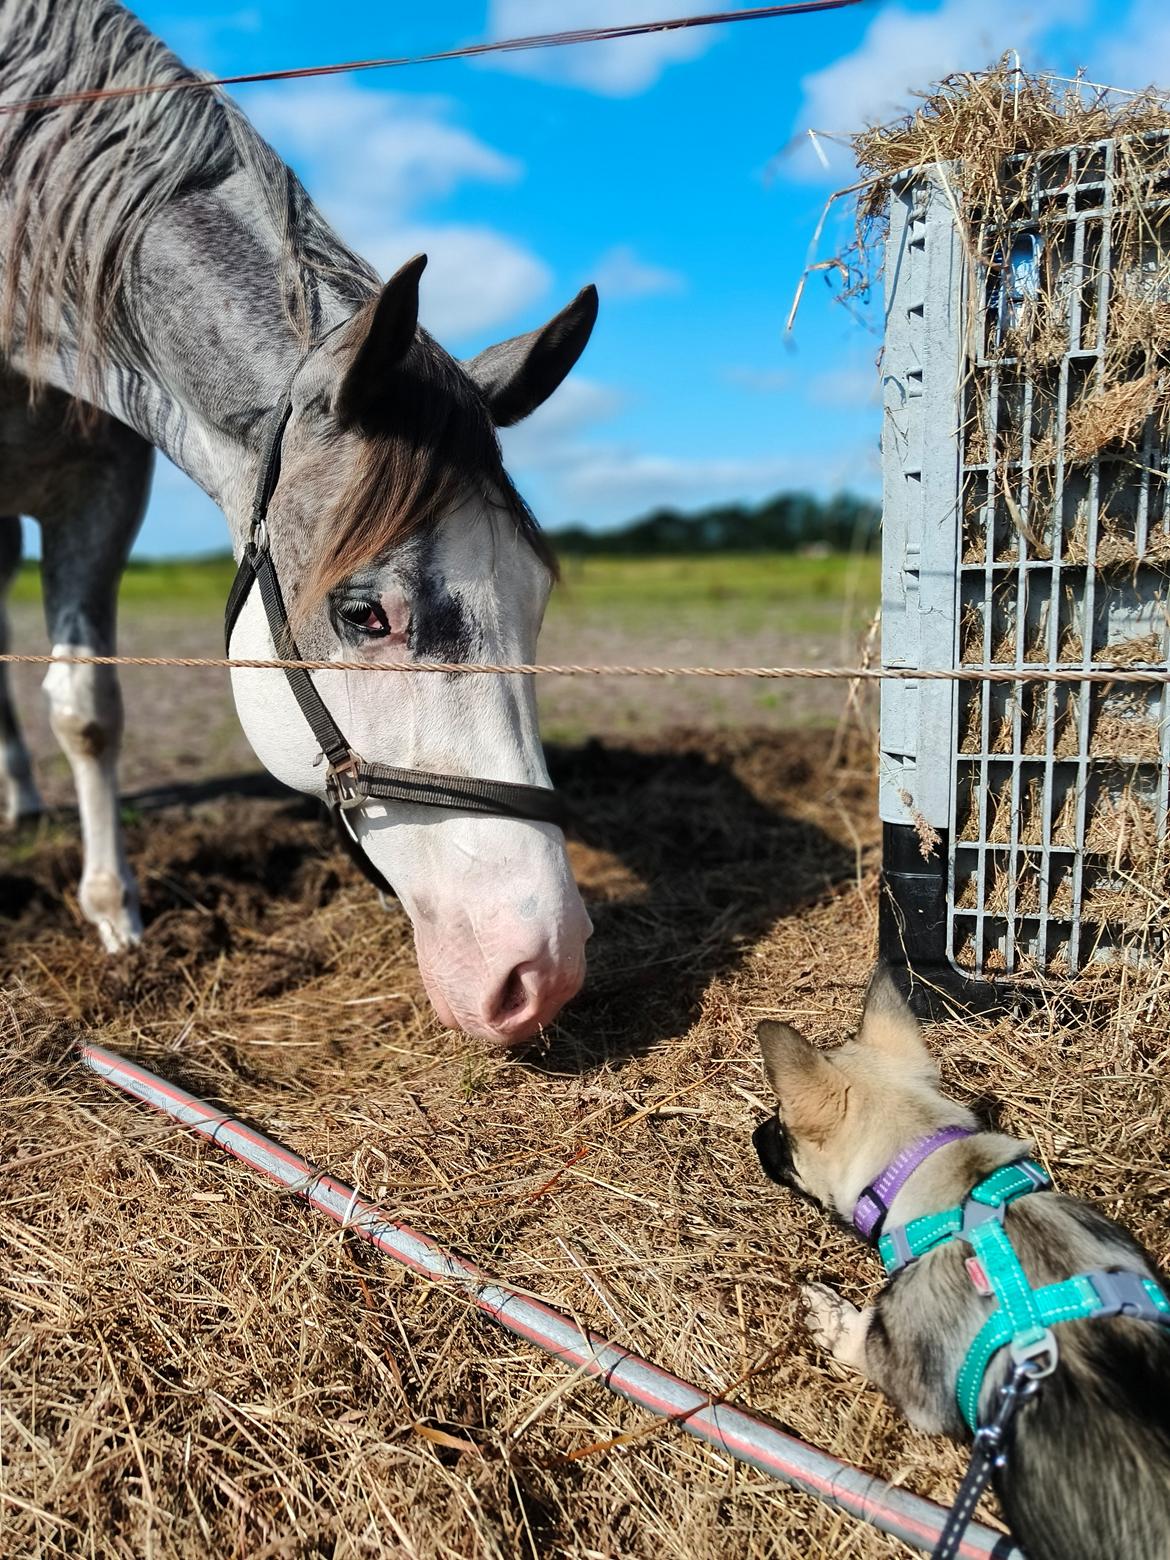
[{"left": 3, "top": 629, "right": 1168, "bottom": 1558}]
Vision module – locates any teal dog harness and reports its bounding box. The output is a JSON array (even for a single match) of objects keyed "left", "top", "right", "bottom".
[
  {"left": 876, "top": 1156, "right": 1170, "bottom": 1429},
  {"left": 860, "top": 1147, "right": 1170, "bottom": 1560}
]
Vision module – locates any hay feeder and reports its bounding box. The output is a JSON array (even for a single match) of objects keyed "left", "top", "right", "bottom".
[{"left": 874, "top": 75, "right": 1170, "bottom": 987}]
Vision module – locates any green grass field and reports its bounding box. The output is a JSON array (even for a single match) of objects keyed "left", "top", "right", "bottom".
[
  {"left": 11, "top": 548, "right": 880, "bottom": 633},
  {"left": 6, "top": 550, "right": 881, "bottom": 764}
]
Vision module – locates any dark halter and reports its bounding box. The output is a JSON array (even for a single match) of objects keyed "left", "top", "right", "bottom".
[{"left": 223, "top": 376, "right": 568, "bottom": 899}]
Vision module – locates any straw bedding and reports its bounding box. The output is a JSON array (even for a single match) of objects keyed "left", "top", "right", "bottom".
[{"left": 4, "top": 726, "right": 1169, "bottom": 1558}]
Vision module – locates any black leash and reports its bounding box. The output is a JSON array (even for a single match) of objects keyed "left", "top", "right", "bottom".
[
  {"left": 933, "top": 1363, "right": 1040, "bottom": 1560},
  {"left": 224, "top": 370, "right": 568, "bottom": 898}
]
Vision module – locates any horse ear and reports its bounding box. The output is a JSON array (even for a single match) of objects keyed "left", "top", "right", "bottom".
[
  {"left": 464, "top": 284, "right": 598, "bottom": 428},
  {"left": 338, "top": 253, "right": 427, "bottom": 423}
]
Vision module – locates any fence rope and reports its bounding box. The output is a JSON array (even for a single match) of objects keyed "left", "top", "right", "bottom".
[
  {"left": 3, "top": 651, "right": 1169, "bottom": 684},
  {"left": 0, "top": 2, "right": 864, "bottom": 118}
]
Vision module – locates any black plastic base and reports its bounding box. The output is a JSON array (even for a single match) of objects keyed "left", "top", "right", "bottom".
[{"left": 878, "top": 822, "right": 1016, "bottom": 1020}]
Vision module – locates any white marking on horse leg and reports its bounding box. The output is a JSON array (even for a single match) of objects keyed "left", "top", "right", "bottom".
[
  {"left": 0, "top": 516, "right": 41, "bottom": 823},
  {"left": 43, "top": 647, "right": 141, "bottom": 951},
  {"left": 37, "top": 426, "right": 150, "bottom": 953}
]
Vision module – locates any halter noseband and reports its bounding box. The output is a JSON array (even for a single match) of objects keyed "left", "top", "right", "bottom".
[{"left": 223, "top": 374, "right": 568, "bottom": 898}]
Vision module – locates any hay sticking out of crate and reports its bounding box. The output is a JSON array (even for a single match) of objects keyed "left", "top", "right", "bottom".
[
  {"left": 960, "top": 602, "right": 985, "bottom": 663},
  {"left": 1056, "top": 702, "right": 1082, "bottom": 756},
  {"left": 960, "top": 688, "right": 983, "bottom": 752},
  {"left": 853, "top": 68, "right": 1170, "bottom": 207},
  {"left": 1066, "top": 371, "right": 1164, "bottom": 463},
  {"left": 988, "top": 783, "right": 1016, "bottom": 844},
  {"left": 1053, "top": 786, "right": 1080, "bottom": 846},
  {"left": 1049, "top": 874, "right": 1074, "bottom": 917},
  {"left": 851, "top": 67, "right": 1170, "bottom": 456},
  {"left": 957, "top": 782, "right": 981, "bottom": 840},
  {"left": 1093, "top": 630, "right": 1162, "bottom": 664},
  {"left": 1084, "top": 784, "right": 1159, "bottom": 857},
  {"left": 1020, "top": 776, "right": 1046, "bottom": 843},
  {"left": 990, "top": 708, "right": 1016, "bottom": 752},
  {"left": 1091, "top": 715, "right": 1162, "bottom": 760},
  {"left": 1091, "top": 690, "right": 1163, "bottom": 758},
  {"left": 1066, "top": 509, "right": 1142, "bottom": 567}
]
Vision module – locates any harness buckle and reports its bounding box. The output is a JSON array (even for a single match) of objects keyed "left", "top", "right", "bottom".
[
  {"left": 1086, "top": 1268, "right": 1166, "bottom": 1323},
  {"left": 327, "top": 755, "right": 367, "bottom": 811}
]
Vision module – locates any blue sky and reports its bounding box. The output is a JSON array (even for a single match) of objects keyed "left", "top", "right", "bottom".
[{"left": 102, "top": 0, "right": 1170, "bottom": 554}]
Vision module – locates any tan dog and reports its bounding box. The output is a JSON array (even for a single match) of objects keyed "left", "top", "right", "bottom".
[{"left": 752, "top": 970, "right": 1170, "bottom": 1560}]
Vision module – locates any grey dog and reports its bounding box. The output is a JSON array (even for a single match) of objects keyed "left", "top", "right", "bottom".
[{"left": 752, "top": 970, "right": 1170, "bottom": 1560}]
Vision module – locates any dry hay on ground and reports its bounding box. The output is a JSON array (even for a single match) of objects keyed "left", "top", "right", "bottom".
[{"left": 3, "top": 727, "right": 1170, "bottom": 1559}]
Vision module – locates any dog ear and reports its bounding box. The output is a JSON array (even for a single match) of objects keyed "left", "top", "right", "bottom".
[
  {"left": 856, "top": 966, "right": 936, "bottom": 1073},
  {"left": 756, "top": 1020, "right": 848, "bottom": 1141}
]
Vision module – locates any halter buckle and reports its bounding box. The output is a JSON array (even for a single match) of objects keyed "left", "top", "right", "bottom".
[{"left": 327, "top": 755, "right": 367, "bottom": 811}]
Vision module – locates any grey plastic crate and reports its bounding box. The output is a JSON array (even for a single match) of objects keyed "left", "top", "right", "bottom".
[{"left": 879, "top": 141, "right": 1170, "bottom": 984}]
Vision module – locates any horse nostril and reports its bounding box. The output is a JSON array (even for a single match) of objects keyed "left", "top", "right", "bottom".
[{"left": 495, "top": 967, "right": 530, "bottom": 1021}]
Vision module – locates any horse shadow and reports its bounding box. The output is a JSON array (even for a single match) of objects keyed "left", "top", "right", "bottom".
[
  {"left": 0, "top": 735, "right": 860, "bottom": 1062},
  {"left": 542, "top": 731, "right": 857, "bottom": 1064}
]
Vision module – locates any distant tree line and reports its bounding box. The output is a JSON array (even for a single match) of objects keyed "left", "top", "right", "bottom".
[{"left": 547, "top": 490, "right": 880, "bottom": 555}]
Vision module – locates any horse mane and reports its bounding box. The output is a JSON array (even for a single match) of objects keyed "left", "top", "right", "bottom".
[
  {"left": 0, "top": 0, "right": 376, "bottom": 397},
  {"left": 0, "top": 0, "right": 555, "bottom": 595}
]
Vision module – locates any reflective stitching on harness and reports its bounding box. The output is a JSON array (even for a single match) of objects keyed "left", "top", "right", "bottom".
[{"left": 875, "top": 1157, "right": 1170, "bottom": 1431}]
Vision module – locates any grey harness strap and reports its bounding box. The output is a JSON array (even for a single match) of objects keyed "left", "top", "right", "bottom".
[{"left": 224, "top": 377, "right": 568, "bottom": 897}]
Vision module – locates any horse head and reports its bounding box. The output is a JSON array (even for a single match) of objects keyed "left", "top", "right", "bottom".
[{"left": 228, "top": 255, "right": 597, "bottom": 1045}]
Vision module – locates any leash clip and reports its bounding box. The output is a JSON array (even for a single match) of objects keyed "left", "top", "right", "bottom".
[{"left": 973, "top": 1358, "right": 1043, "bottom": 1467}]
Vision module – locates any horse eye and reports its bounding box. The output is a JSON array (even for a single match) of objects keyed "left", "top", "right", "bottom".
[{"left": 336, "top": 600, "right": 390, "bottom": 637}]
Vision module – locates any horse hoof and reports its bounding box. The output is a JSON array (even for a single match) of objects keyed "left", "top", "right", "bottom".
[
  {"left": 96, "top": 917, "right": 143, "bottom": 955},
  {"left": 80, "top": 872, "right": 143, "bottom": 953}
]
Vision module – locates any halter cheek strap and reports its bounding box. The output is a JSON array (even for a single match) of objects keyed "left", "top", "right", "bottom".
[{"left": 224, "top": 377, "right": 569, "bottom": 897}]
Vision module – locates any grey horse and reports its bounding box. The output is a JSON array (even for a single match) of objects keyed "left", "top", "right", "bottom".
[{"left": 0, "top": 1, "right": 597, "bottom": 1044}]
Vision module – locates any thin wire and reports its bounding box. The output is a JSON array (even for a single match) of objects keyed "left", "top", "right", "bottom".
[
  {"left": 0, "top": 1, "right": 865, "bottom": 119},
  {"left": 2, "top": 651, "right": 1167, "bottom": 684}
]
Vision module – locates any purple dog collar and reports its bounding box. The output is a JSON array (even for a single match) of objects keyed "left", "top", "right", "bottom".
[{"left": 853, "top": 1126, "right": 974, "bottom": 1242}]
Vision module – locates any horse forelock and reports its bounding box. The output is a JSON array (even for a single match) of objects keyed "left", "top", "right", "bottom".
[{"left": 298, "top": 326, "right": 558, "bottom": 617}]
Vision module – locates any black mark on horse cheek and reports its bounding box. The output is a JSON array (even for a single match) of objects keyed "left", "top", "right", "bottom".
[{"left": 407, "top": 572, "right": 475, "bottom": 662}]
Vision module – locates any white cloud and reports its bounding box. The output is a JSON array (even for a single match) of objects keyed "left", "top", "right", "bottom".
[
  {"left": 240, "top": 80, "right": 547, "bottom": 341},
  {"left": 788, "top": 0, "right": 1078, "bottom": 180},
  {"left": 554, "top": 450, "right": 798, "bottom": 509},
  {"left": 502, "top": 365, "right": 877, "bottom": 521},
  {"left": 500, "top": 377, "right": 626, "bottom": 484},
  {"left": 592, "top": 245, "right": 686, "bottom": 299},
  {"left": 361, "top": 223, "right": 551, "bottom": 341},
  {"left": 809, "top": 363, "right": 880, "bottom": 408},
  {"left": 724, "top": 365, "right": 792, "bottom": 393},
  {"left": 483, "top": 0, "right": 714, "bottom": 95},
  {"left": 502, "top": 377, "right": 626, "bottom": 454},
  {"left": 246, "top": 82, "right": 521, "bottom": 211}
]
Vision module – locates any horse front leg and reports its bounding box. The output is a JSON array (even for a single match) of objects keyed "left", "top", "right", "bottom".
[
  {"left": 0, "top": 515, "right": 41, "bottom": 823},
  {"left": 38, "top": 430, "right": 151, "bottom": 953}
]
